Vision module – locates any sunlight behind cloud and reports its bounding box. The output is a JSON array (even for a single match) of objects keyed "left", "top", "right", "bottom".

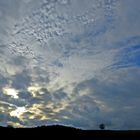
[
  {"left": 10, "top": 107, "right": 26, "bottom": 118},
  {"left": 2, "top": 87, "right": 19, "bottom": 99},
  {"left": 27, "top": 84, "right": 42, "bottom": 97}
]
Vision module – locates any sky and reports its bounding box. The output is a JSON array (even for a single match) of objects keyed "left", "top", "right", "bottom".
[{"left": 0, "top": 0, "right": 140, "bottom": 129}]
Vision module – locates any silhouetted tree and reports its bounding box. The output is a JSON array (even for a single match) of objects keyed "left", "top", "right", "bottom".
[
  {"left": 7, "top": 125, "right": 13, "bottom": 128},
  {"left": 99, "top": 123, "right": 105, "bottom": 130}
]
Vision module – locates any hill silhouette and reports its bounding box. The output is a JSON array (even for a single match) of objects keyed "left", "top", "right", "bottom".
[{"left": 0, "top": 124, "right": 140, "bottom": 138}]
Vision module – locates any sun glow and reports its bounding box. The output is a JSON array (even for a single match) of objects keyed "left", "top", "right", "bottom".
[
  {"left": 10, "top": 107, "right": 26, "bottom": 118},
  {"left": 27, "top": 84, "right": 42, "bottom": 97},
  {"left": 2, "top": 87, "right": 19, "bottom": 99}
]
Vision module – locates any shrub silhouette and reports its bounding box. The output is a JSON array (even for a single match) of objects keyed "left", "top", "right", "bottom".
[
  {"left": 7, "top": 125, "right": 13, "bottom": 128},
  {"left": 99, "top": 123, "right": 105, "bottom": 130}
]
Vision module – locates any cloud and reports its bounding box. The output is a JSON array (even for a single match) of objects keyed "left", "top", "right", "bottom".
[
  {"left": 11, "top": 70, "right": 31, "bottom": 89},
  {"left": 54, "top": 66, "right": 140, "bottom": 130},
  {"left": 0, "top": 0, "right": 140, "bottom": 129}
]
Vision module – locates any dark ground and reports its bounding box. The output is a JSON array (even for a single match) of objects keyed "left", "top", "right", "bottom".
[{"left": 0, "top": 125, "right": 140, "bottom": 139}]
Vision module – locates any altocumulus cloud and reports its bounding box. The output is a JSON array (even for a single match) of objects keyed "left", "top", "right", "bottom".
[{"left": 0, "top": 0, "right": 140, "bottom": 129}]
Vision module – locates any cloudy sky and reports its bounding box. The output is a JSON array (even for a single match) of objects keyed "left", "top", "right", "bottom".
[{"left": 0, "top": 0, "right": 140, "bottom": 129}]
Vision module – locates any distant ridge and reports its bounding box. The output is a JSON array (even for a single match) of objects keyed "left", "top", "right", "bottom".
[
  {"left": 0, "top": 125, "right": 140, "bottom": 140},
  {"left": 0, "top": 124, "right": 140, "bottom": 138}
]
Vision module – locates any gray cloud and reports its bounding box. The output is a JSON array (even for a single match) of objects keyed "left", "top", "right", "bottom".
[
  {"left": 11, "top": 70, "right": 31, "bottom": 89},
  {"left": 0, "top": 74, "right": 8, "bottom": 87}
]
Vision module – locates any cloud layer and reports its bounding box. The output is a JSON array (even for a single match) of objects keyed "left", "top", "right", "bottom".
[{"left": 0, "top": 0, "right": 140, "bottom": 129}]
